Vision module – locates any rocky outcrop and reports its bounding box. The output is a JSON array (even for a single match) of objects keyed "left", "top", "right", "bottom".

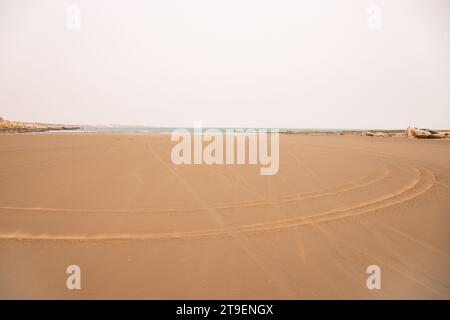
[
  {"left": 405, "top": 127, "right": 449, "bottom": 139},
  {"left": 363, "top": 131, "right": 388, "bottom": 137},
  {"left": 0, "top": 118, "right": 80, "bottom": 133}
]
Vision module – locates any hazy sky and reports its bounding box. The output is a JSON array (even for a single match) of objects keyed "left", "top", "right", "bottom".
[{"left": 0, "top": 0, "right": 449, "bottom": 128}]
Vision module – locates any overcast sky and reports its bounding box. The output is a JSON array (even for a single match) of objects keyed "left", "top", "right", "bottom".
[{"left": 0, "top": 0, "right": 449, "bottom": 128}]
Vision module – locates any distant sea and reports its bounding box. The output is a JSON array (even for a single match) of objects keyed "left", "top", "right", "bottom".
[{"left": 68, "top": 126, "right": 362, "bottom": 134}]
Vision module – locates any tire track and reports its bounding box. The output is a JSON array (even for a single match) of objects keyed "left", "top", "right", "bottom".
[
  {"left": 0, "top": 164, "right": 390, "bottom": 215},
  {"left": 0, "top": 166, "right": 435, "bottom": 241}
]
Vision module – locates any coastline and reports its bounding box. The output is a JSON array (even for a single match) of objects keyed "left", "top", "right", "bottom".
[
  {"left": 2, "top": 125, "right": 450, "bottom": 139},
  {"left": 0, "top": 118, "right": 80, "bottom": 133},
  {"left": 2, "top": 118, "right": 449, "bottom": 138}
]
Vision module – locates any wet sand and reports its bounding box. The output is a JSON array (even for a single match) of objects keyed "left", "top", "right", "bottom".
[{"left": 0, "top": 133, "right": 449, "bottom": 299}]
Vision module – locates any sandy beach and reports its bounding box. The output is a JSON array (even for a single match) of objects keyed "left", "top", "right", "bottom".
[{"left": 0, "top": 133, "right": 449, "bottom": 299}]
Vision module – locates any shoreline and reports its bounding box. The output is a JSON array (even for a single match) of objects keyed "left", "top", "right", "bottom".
[
  {"left": 0, "top": 118, "right": 80, "bottom": 133},
  {"left": 1, "top": 118, "right": 449, "bottom": 138},
  {"left": 3, "top": 128, "right": 450, "bottom": 140}
]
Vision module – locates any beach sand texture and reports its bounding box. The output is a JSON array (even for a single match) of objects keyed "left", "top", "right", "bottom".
[{"left": 0, "top": 133, "right": 449, "bottom": 299}]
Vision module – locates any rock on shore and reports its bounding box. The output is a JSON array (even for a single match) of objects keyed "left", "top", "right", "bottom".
[
  {"left": 405, "top": 127, "right": 449, "bottom": 139},
  {"left": 361, "top": 127, "right": 449, "bottom": 139}
]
